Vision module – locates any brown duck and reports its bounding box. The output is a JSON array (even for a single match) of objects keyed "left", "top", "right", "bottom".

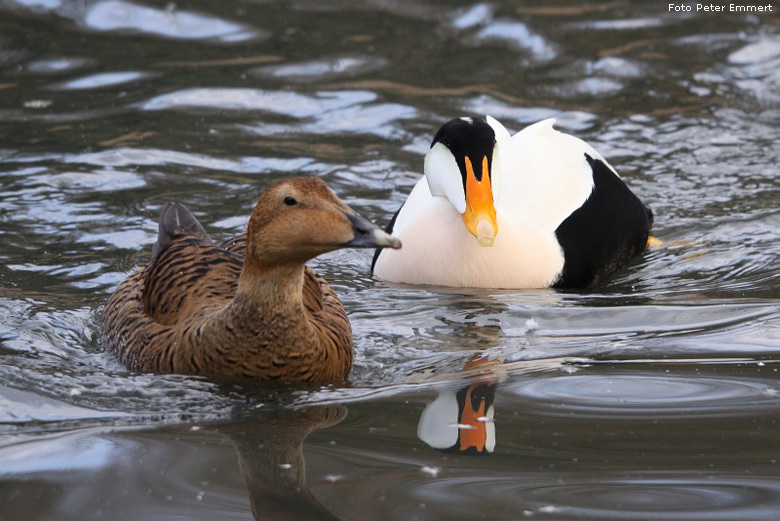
[{"left": 100, "top": 177, "right": 401, "bottom": 382}]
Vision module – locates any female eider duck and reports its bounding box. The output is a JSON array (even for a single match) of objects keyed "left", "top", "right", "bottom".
[
  {"left": 372, "top": 116, "right": 652, "bottom": 288},
  {"left": 101, "top": 177, "right": 400, "bottom": 382}
]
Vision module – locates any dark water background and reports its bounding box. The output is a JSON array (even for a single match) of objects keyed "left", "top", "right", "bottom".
[{"left": 1, "top": 1, "right": 779, "bottom": 519}]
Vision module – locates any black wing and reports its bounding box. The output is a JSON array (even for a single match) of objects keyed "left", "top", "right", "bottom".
[{"left": 553, "top": 154, "right": 652, "bottom": 288}]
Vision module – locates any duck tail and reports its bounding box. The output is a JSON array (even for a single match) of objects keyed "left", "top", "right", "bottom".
[{"left": 151, "top": 202, "right": 211, "bottom": 261}]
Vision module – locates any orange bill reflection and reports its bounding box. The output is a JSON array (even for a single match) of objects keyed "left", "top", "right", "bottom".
[{"left": 417, "top": 355, "right": 499, "bottom": 455}]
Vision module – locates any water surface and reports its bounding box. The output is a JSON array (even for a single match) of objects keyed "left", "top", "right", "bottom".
[{"left": 1, "top": 1, "right": 779, "bottom": 520}]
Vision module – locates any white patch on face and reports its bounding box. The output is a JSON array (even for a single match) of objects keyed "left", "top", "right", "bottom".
[
  {"left": 459, "top": 116, "right": 473, "bottom": 124},
  {"left": 424, "top": 142, "right": 467, "bottom": 214}
]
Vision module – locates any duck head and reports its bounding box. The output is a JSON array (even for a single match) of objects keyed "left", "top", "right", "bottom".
[
  {"left": 424, "top": 117, "right": 501, "bottom": 247},
  {"left": 246, "top": 177, "right": 401, "bottom": 265}
]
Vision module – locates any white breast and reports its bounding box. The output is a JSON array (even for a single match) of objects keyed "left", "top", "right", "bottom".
[{"left": 373, "top": 186, "right": 565, "bottom": 288}]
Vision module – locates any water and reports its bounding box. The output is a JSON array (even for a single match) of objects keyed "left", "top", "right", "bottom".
[{"left": 1, "top": 1, "right": 779, "bottom": 519}]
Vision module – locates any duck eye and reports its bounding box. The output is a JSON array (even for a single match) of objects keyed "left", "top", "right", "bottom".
[{"left": 284, "top": 196, "right": 297, "bottom": 206}]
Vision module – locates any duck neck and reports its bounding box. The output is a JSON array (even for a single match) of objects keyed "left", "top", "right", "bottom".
[{"left": 234, "top": 258, "right": 309, "bottom": 317}]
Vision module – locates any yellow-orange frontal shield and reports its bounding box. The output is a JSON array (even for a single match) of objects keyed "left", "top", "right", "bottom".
[{"left": 461, "top": 156, "right": 498, "bottom": 247}]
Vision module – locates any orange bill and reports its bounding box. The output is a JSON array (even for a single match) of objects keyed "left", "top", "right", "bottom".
[
  {"left": 458, "top": 386, "right": 489, "bottom": 452},
  {"left": 461, "top": 156, "right": 498, "bottom": 247}
]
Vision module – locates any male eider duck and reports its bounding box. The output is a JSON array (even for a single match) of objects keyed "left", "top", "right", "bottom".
[
  {"left": 372, "top": 116, "right": 652, "bottom": 288},
  {"left": 101, "top": 177, "right": 401, "bottom": 382}
]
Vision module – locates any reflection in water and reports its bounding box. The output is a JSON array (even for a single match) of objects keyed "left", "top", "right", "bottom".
[
  {"left": 217, "top": 406, "right": 346, "bottom": 521},
  {"left": 84, "top": 0, "right": 259, "bottom": 42},
  {"left": 418, "top": 355, "right": 499, "bottom": 454},
  {"left": 59, "top": 71, "right": 149, "bottom": 90}
]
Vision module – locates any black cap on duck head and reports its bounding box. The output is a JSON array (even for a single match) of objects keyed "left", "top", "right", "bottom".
[
  {"left": 425, "top": 117, "right": 498, "bottom": 247},
  {"left": 245, "top": 177, "right": 400, "bottom": 265},
  {"left": 431, "top": 117, "right": 496, "bottom": 184}
]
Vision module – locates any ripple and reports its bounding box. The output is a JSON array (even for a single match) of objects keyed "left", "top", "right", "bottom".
[
  {"left": 28, "top": 169, "right": 146, "bottom": 192},
  {"left": 0, "top": 298, "right": 240, "bottom": 428},
  {"left": 0, "top": 427, "right": 117, "bottom": 475},
  {"left": 0, "top": 360, "right": 237, "bottom": 430},
  {"left": 464, "top": 95, "right": 598, "bottom": 131},
  {"left": 57, "top": 71, "right": 149, "bottom": 90},
  {"left": 64, "top": 147, "right": 314, "bottom": 173},
  {"left": 729, "top": 37, "right": 780, "bottom": 65},
  {"left": 0, "top": 385, "right": 127, "bottom": 424},
  {"left": 548, "top": 77, "right": 625, "bottom": 98},
  {"left": 682, "top": 35, "right": 780, "bottom": 106},
  {"left": 0, "top": 300, "right": 95, "bottom": 358},
  {"left": 727, "top": 37, "right": 780, "bottom": 105},
  {"left": 590, "top": 56, "right": 645, "bottom": 79},
  {"left": 141, "top": 87, "right": 374, "bottom": 117},
  {"left": 254, "top": 55, "right": 385, "bottom": 81},
  {"left": 84, "top": 0, "right": 260, "bottom": 42},
  {"left": 9, "top": 0, "right": 60, "bottom": 9},
  {"left": 26, "top": 57, "right": 92, "bottom": 74},
  {"left": 291, "top": 101, "right": 417, "bottom": 138},
  {"left": 634, "top": 212, "right": 780, "bottom": 300},
  {"left": 232, "top": 92, "right": 417, "bottom": 138},
  {"left": 576, "top": 17, "right": 666, "bottom": 30},
  {"left": 506, "top": 374, "right": 780, "bottom": 419},
  {"left": 408, "top": 475, "right": 780, "bottom": 520},
  {"left": 476, "top": 21, "right": 557, "bottom": 61},
  {"left": 452, "top": 3, "right": 492, "bottom": 30}
]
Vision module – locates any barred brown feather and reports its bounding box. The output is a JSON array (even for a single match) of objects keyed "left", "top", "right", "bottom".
[{"left": 99, "top": 177, "right": 399, "bottom": 382}]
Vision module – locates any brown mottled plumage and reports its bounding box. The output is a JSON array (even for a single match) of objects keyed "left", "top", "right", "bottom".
[{"left": 100, "top": 177, "right": 400, "bottom": 382}]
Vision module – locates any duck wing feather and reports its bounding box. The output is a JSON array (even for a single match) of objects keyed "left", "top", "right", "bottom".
[{"left": 102, "top": 204, "right": 349, "bottom": 379}]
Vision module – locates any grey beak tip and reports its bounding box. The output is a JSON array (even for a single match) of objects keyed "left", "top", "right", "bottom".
[{"left": 346, "top": 212, "right": 401, "bottom": 249}]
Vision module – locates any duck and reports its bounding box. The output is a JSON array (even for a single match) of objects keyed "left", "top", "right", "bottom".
[
  {"left": 372, "top": 116, "right": 653, "bottom": 288},
  {"left": 100, "top": 177, "right": 401, "bottom": 382}
]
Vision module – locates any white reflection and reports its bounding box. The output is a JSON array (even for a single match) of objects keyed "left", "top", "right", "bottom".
[
  {"left": 10, "top": 0, "right": 61, "bottom": 9},
  {"left": 141, "top": 87, "right": 415, "bottom": 138},
  {"left": 579, "top": 18, "right": 665, "bottom": 30},
  {"left": 260, "top": 56, "right": 376, "bottom": 79},
  {"left": 66, "top": 147, "right": 314, "bottom": 173},
  {"left": 27, "top": 57, "right": 91, "bottom": 73},
  {"left": 31, "top": 169, "right": 146, "bottom": 191},
  {"left": 728, "top": 37, "right": 780, "bottom": 64},
  {"left": 452, "top": 3, "right": 492, "bottom": 30},
  {"left": 590, "top": 57, "right": 644, "bottom": 79},
  {"left": 477, "top": 21, "right": 557, "bottom": 61},
  {"left": 84, "top": 0, "right": 258, "bottom": 42},
  {"left": 141, "top": 87, "right": 374, "bottom": 117},
  {"left": 464, "top": 95, "right": 598, "bottom": 131},
  {"left": 60, "top": 71, "right": 146, "bottom": 90}
]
